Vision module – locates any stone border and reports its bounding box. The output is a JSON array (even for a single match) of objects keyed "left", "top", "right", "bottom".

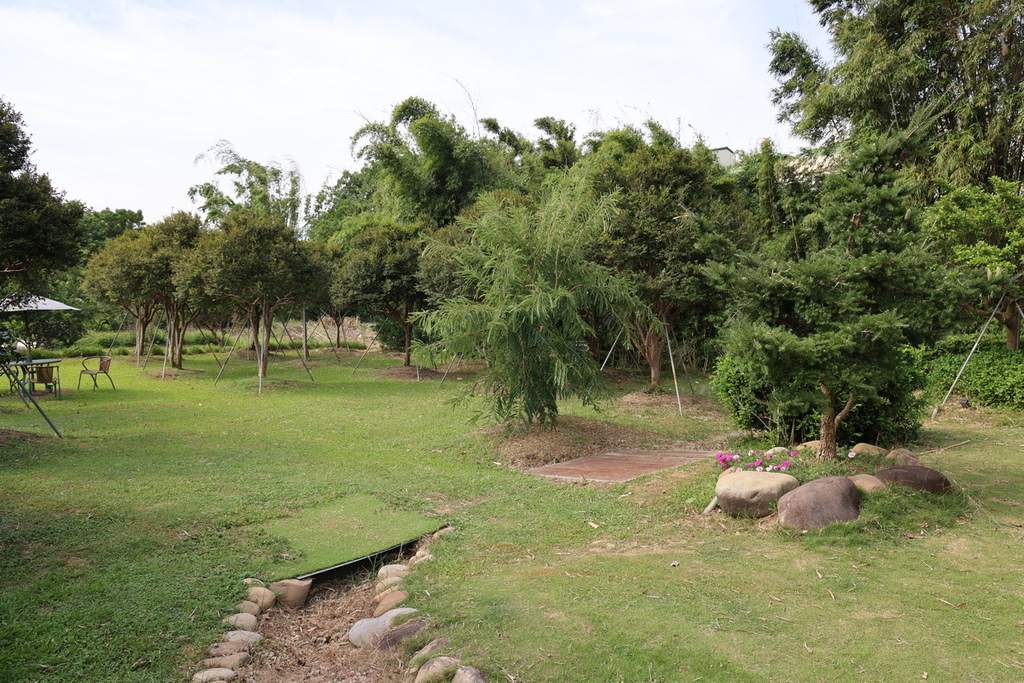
[{"left": 190, "top": 528, "right": 491, "bottom": 682}]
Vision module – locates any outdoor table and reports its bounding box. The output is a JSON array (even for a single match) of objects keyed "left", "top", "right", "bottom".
[{"left": 4, "top": 358, "right": 62, "bottom": 397}]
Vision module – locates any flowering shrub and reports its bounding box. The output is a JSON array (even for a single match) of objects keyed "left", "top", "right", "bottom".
[{"left": 715, "top": 449, "right": 795, "bottom": 472}]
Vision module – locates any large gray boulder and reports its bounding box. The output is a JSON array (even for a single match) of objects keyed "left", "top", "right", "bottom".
[
  {"left": 875, "top": 465, "right": 952, "bottom": 494},
  {"left": 716, "top": 469, "right": 800, "bottom": 518},
  {"left": 778, "top": 476, "right": 860, "bottom": 530}
]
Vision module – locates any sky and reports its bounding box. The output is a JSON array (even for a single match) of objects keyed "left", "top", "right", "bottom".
[{"left": 0, "top": 0, "right": 833, "bottom": 224}]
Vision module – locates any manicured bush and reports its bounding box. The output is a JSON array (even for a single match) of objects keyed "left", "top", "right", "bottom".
[{"left": 712, "top": 345, "right": 926, "bottom": 445}]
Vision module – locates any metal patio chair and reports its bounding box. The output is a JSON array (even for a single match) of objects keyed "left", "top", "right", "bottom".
[{"left": 78, "top": 355, "right": 115, "bottom": 391}]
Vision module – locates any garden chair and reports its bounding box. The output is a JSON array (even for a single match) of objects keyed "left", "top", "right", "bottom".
[
  {"left": 28, "top": 362, "right": 61, "bottom": 399},
  {"left": 78, "top": 355, "right": 115, "bottom": 391}
]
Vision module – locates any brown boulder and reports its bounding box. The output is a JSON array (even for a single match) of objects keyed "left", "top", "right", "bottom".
[
  {"left": 377, "top": 619, "right": 428, "bottom": 649},
  {"left": 875, "top": 465, "right": 952, "bottom": 494},
  {"left": 778, "top": 476, "right": 860, "bottom": 530}
]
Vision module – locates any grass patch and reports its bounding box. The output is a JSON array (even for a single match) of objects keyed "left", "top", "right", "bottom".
[
  {"left": 0, "top": 350, "right": 1021, "bottom": 682},
  {"left": 253, "top": 494, "right": 443, "bottom": 580}
]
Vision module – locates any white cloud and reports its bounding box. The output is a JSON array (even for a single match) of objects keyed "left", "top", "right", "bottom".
[{"left": 0, "top": 0, "right": 833, "bottom": 221}]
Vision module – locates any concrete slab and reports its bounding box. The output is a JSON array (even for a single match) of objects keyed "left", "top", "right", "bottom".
[{"left": 527, "top": 449, "right": 715, "bottom": 482}]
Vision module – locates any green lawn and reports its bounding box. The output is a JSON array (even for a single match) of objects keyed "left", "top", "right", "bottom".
[{"left": 1, "top": 351, "right": 1023, "bottom": 682}]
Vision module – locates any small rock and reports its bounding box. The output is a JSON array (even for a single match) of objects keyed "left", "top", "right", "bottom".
[
  {"left": 375, "top": 576, "right": 405, "bottom": 594},
  {"left": 247, "top": 586, "right": 276, "bottom": 610},
  {"left": 378, "top": 564, "right": 411, "bottom": 580},
  {"left": 202, "top": 652, "right": 251, "bottom": 670},
  {"left": 269, "top": 578, "right": 313, "bottom": 608},
  {"left": 373, "top": 590, "right": 409, "bottom": 617},
  {"left": 236, "top": 600, "right": 261, "bottom": 616},
  {"left": 765, "top": 446, "right": 791, "bottom": 457},
  {"left": 241, "top": 578, "right": 264, "bottom": 586},
  {"left": 452, "top": 665, "right": 488, "bottom": 683},
  {"left": 848, "top": 474, "right": 887, "bottom": 493},
  {"left": 408, "top": 637, "right": 450, "bottom": 667},
  {"left": 377, "top": 619, "right": 428, "bottom": 649},
  {"left": 222, "top": 613, "right": 258, "bottom": 631},
  {"left": 885, "top": 448, "right": 921, "bottom": 466},
  {"left": 348, "top": 608, "right": 419, "bottom": 648},
  {"left": 778, "top": 476, "right": 860, "bottom": 530},
  {"left": 875, "top": 465, "right": 952, "bottom": 494},
  {"left": 409, "top": 552, "right": 434, "bottom": 566},
  {"left": 192, "top": 669, "right": 235, "bottom": 682},
  {"left": 415, "top": 656, "right": 461, "bottom": 683},
  {"left": 208, "top": 641, "right": 249, "bottom": 657},
  {"left": 796, "top": 440, "right": 821, "bottom": 456},
  {"left": 850, "top": 443, "right": 887, "bottom": 457},
  {"left": 715, "top": 470, "right": 800, "bottom": 518},
  {"left": 222, "top": 630, "right": 263, "bottom": 646},
  {"left": 373, "top": 585, "right": 400, "bottom": 604}
]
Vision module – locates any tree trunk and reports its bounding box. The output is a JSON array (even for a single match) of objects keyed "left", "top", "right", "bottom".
[
  {"left": 628, "top": 318, "right": 665, "bottom": 389},
  {"left": 817, "top": 384, "right": 856, "bottom": 460},
  {"left": 258, "top": 301, "right": 272, "bottom": 379},
  {"left": 402, "top": 322, "right": 413, "bottom": 366},
  {"left": 992, "top": 297, "right": 1020, "bottom": 350},
  {"left": 1006, "top": 302, "right": 1020, "bottom": 350}
]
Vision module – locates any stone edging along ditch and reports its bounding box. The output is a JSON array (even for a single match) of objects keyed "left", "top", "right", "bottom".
[{"left": 190, "top": 528, "right": 490, "bottom": 683}]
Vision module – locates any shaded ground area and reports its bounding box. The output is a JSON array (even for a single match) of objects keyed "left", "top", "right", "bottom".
[{"left": 0, "top": 428, "right": 43, "bottom": 444}]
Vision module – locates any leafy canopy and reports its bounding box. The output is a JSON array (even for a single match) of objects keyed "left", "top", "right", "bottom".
[{"left": 420, "top": 176, "right": 643, "bottom": 428}]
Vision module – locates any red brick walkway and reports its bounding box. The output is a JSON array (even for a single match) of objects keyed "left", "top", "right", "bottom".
[{"left": 527, "top": 449, "right": 715, "bottom": 483}]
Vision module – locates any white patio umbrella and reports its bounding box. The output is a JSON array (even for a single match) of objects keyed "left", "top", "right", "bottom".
[{"left": 0, "top": 296, "right": 80, "bottom": 357}]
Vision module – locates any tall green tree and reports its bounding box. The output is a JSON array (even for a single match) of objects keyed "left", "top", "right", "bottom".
[
  {"left": 351, "top": 97, "right": 498, "bottom": 228},
  {"left": 770, "top": 0, "right": 1024, "bottom": 184},
  {"left": 420, "top": 177, "right": 642, "bottom": 428},
  {"left": 331, "top": 219, "right": 427, "bottom": 366},
  {"left": 715, "top": 132, "right": 959, "bottom": 458},
  {"left": 188, "top": 210, "right": 326, "bottom": 381},
  {"left": 78, "top": 208, "right": 144, "bottom": 257},
  {"left": 189, "top": 141, "right": 303, "bottom": 230},
  {"left": 83, "top": 212, "right": 203, "bottom": 367},
  {"left": 82, "top": 230, "right": 160, "bottom": 357},
  {"left": 926, "top": 177, "right": 1024, "bottom": 348},
  {"left": 0, "top": 97, "right": 84, "bottom": 300},
  {"left": 586, "top": 129, "right": 746, "bottom": 388}
]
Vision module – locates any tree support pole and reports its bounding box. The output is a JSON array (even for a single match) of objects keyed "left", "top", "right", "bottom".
[
  {"left": 353, "top": 320, "right": 386, "bottom": 374},
  {"left": 275, "top": 315, "right": 314, "bottom": 382},
  {"left": 663, "top": 319, "right": 684, "bottom": 417},
  {"left": 2, "top": 364, "right": 61, "bottom": 438},
  {"left": 107, "top": 310, "right": 129, "bottom": 357},
  {"left": 600, "top": 330, "right": 623, "bottom": 371},
  {"left": 439, "top": 354, "right": 462, "bottom": 387},
  {"left": 214, "top": 322, "right": 246, "bottom": 386},
  {"left": 141, "top": 311, "right": 161, "bottom": 370},
  {"left": 933, "top": 291, "right": 1006, "bottom": 417}
]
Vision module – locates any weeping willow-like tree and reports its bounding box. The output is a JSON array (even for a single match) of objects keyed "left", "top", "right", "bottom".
[{"left": 419, "top": 175, "right": 643, "bottom": 428}]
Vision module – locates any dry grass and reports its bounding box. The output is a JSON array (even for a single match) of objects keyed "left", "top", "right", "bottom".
[{"left": 242, "top": 578, "right": 409, "bottom": 683}]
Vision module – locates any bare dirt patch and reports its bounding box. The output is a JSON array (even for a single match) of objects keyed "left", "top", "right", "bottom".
[
  {"left": 379, "top": 365, "right": 445, "bottom": 381},
  {"left": 0, "top": 428, "right": 44, "bottom": 445},
  {"left": 143, "top": 368, "right": 208, "bottom": 380},
  {"left": 487, "top": 415, "right": 676, "bottom": 469},
  {"left": 241, "top": 577, "right": 408, "bottom": 683}
]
